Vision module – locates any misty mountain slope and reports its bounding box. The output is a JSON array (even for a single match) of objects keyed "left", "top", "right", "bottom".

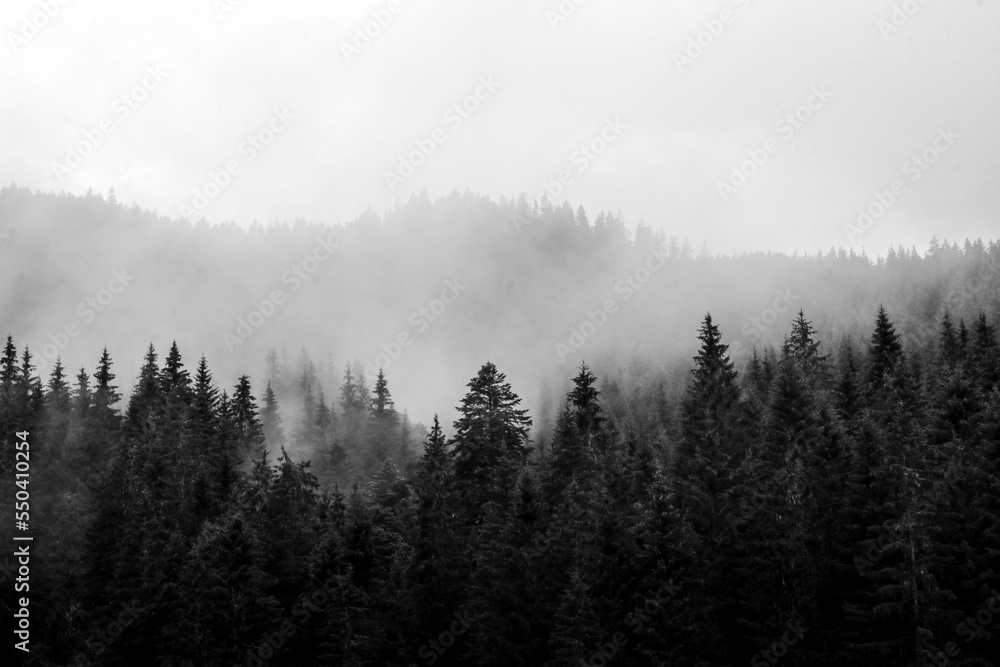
[{"left": 1, "top": 184, "right": 998, "bottom": 429}]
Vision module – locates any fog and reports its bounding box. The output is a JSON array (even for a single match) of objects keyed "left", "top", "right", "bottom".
[
  {"left": 1, "top": 186, "right": 994, "bottom": 456},
  {"left": 2, "top": 0, "right": 999, "bottom": 440},
  {"left": 2, "top": 0, "right": 998, "bottom": 258},
  {"left": 7, "top": 6, "right": 1000, "bottom": 662}
]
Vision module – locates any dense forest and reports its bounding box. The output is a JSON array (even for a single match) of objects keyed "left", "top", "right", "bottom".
[
  {"left": 2, "top": 187, "right": 1000, "bottom": 665},
  {"left": 2, "top": 295, "right": 1000, "bottom": 664}
]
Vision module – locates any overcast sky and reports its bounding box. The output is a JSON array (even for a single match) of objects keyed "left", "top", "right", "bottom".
[{"left": 2, "top": 0, "right": 998, "bottom": 255}]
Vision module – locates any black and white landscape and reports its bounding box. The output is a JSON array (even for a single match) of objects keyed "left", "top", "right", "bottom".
[{"left": 2, "top": 2, "right": 1000, "bottom": 666}]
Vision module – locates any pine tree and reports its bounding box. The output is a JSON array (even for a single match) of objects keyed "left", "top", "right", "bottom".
[
  {"left": 416, "top": 415, "right": 449, "bottom": 499},
  {"left": 74, "top": 366, "right": 90, "bottom": 417},
  {"left": 568, "top": 362, "right": 604, "bottom": 437},
  {"left": 544, "top": 401, "right": 583, "bottom": 506},
  {"left": 369, "top": 367, "right": 399, "bottom": 466},
  {"left": 731, "top": 357, "right": 816, "bottom": 660},
  {"left": 191, "top": 355, "right": 219, "bottom": 438},
  {"left": 451, "top": 361, "right": 532, "bottom": 511},
  {"left": 160, "top": 340, "right": 191, "bottom": 397},
  {"left": 835, "top": 341, "right": 863, "bottom": 421},
  {"left": 868, "top": 306, "right": 903, "bottom": 394},
  {"left": 848, "top": 356, "right": 946, "bottom": 663},
  {"left": 257, "top": 448, "right": 320, "bottom": 610},
  {"left": 93, "top": 347, "right": 121, "bottom": 410},
  {"left": 80, "top": 348, "right": 121, "bottom": 472},
  {"left": 545, "top": 569, "right": 604, "bottom": 667},
  {"left": 232, "top": 375, "right": 264, "bottom": 457},
  {"left": 337, "top": 362, "right": 370, "bottom": 480},
  {"left": 265, "top": 347, "right": 283, "bottom": 394},
  {"left": 938, "top": 312, "right": 960, "bottom": 370},
  {"left": 412, "top": 414, "right": 465, "bottom": 658},
  {"left": 676, "top": 313, "right": 741, "bottom": 535},
  {"left": 189, "top": 355, "right": 226, "bottom": 513},
  {"left": 0, "top": 334, "right": 19, "bottom": 397},
  {"left": 316, "top": 385, "right": 332, "bottom": 444},
  {"left": 0, "top": 335, "right": 20, "bottom": 484},
  {"left": 160, "top": 513, "right": 280, "bottom": 666},
  {"left": 784, "top": 310, "right": 830, "bottom": 385},
  {"left": 46, "top": 358, "right": 70, "bottom": 409},
  {"left": 971, "top": 312, "right": 999, "bottom": 391},
  {"left": 260, "top": 381, "right": 284, "bottom": 448},
  {"left": 124, "top": 344, "right": 160, "bottom": 439}
]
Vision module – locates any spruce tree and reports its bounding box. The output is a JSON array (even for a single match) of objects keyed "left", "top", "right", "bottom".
[
  {"left": 784, "top": 310, "right": 829, "bottom": 385},
  {"left": 260, "top": 380, "right": 284, "bottom": 448},
  {"left": 868, "top": 306, "right": 903, "bottom": 393},
  {"left": 451, "top": 361, "right": 532, "bottom": 510},
  {"left": 369, "top": 367, "right": 399, "bottom": 466},
  {"left": 676, "top": 313, "right": 740, "bottom": 535},
  {"left": 232, "top": 375, "right": 264, "bottom": 457}
]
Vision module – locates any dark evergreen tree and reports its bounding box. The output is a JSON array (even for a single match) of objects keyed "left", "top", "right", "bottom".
[
  {"left": 369, "top": 367, "right": 400, "bottom": 466},
  {"left": 261, "top": 380, "right": 284, "bottom": 448},
  {"left": 868, "top": 306, "right": 903, "bottom": 392},
  {"left": 783, "top": 310, "right": 830, "bottom": 386},
  {"left": 160, "top": 513, "right": 280, "bottom": 666},
  {"left": 232, "top": 374, "right": 264, "bottom": 457},
  {"left": 450, "top": 361, "right": 532, "bottom": 511},
  {"left": 676, "top": 313, "right": 740, "bottom": 535}
]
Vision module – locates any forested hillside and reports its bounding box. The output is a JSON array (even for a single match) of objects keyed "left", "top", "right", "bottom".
[
  {"left": 2, "top": 185, "right": 1000, "bottom": 665},
  {"left": 2, "top": 184, "right": 998, "bottom": 434},
  {"left": 2, "top": 300, "right": 1000, "bottom": 665}
]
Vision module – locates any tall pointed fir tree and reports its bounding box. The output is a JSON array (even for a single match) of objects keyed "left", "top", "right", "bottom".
[
  {"left": 450, "top": 361, "right": 532, "bottom": 512},
  {"left": 677, "top": 313, "right": 741, "bottom": 535},
  {"left": 260, "top": 380, "right": 284, "bottom": 448},
  {"left": 231, "top": 374, "right": 264, "bottom": 457},
  {"left": 868, "top": 306, "right": 903, "bottom": 394},
  {"left": 369, "top": 367, "right": 400, "bottom": 468}
]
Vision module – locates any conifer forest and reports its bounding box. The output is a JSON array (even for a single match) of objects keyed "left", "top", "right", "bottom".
[
  {"left": 4, "top": 2, "right": 1000, "bottom": 665},
  {"left": 2, "top": 189, "right": 1000, "bottom": 666}
]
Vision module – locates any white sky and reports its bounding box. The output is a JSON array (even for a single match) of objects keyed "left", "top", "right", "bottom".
[{"left": 2, "top": 0, "right": 998, "bottom": 255}]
